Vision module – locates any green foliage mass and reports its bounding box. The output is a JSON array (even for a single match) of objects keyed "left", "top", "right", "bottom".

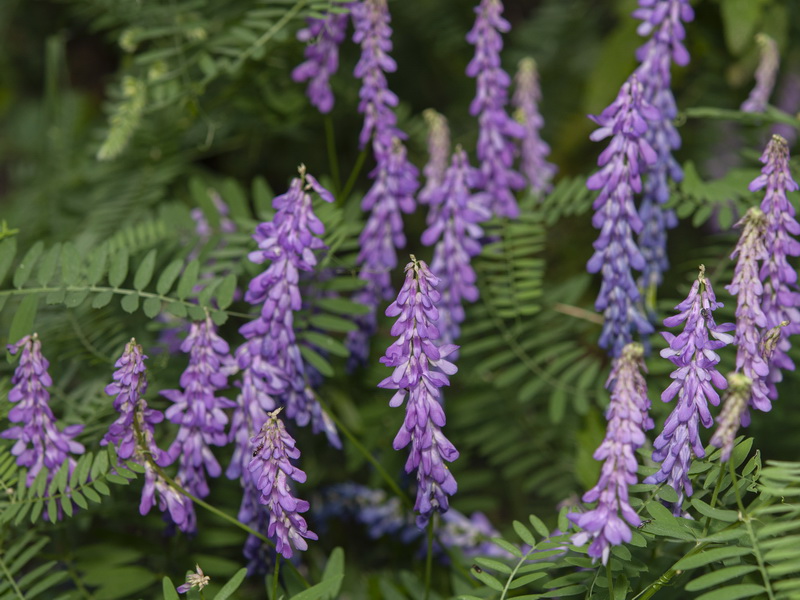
[{"left": 1, "top": 0, "right": 800, "bottom": 598}]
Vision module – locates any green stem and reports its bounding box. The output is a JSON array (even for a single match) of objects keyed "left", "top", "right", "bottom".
[
  {"left": 606, "top": 561, "right": 614, "bottom": 599},
  {"left": 0, "top": 554, "right": 25, "bottom": 599},
  {"left": 324, "top": 116, "right": 341, "bottom": 194},
  {"left": 338, "top": 147, "right": 369, "bottom": 205},
  {"left": 424, "top": 515, "right": 435, "bottom": 600},
  {"left": 272, "top": 556, "right": 281, "bottom": 599}
]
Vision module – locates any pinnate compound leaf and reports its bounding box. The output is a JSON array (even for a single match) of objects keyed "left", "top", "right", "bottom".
[
  {"left": 133, "top": 249, "right": 157, "bottom": 290},
  {"left": 176, "top": 259, "right": 199, "bottom": 299},
  {"left": 0, "top": 237, "right": 17, "bottom": 284},
  {"left": 674, "top": 546, "right": 753, "bottom": 571},
  {"left": 13, "top": 241, "right": 44, "bottom": 288},
  {"left": 696, "top": 584, "right": 766, "bottom": 600},
  {"left": 37, "top": 243, "right": 61, "bottom": 286},
  {"left": 87, "top": 245, "right": 108, "bottom": 285},
  {"left": 9, "top": 295, "right": 39, "bottom": 347},
  {"left": 157, "top": 259, "right": 184, "bottom": 295},
  {"left": 108, "top": 248, "right": 129, "bottom": 288},
  {"left": 471, "top": 566, "right": 504, "bottom": 591},
  {"left": 685, "top": 566, "right": 759, "bottom": 591},
  {"left": 212, "top": 568, "right": 247, "bottom": 600}
]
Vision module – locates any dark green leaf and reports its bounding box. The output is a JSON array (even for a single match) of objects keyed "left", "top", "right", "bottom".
[
  {"left": 13, "top": 241, "right": 44, "bottom": 288},
  {"left": 157, "top": 259, "right": 185, "bottom": 295},
  {"left": 686, "top": 566, "right": 759, "bottom": 591},
  {"left": 513, "top": 520, "right": 536, "bottom": 546},
  {"left": 215, "top": 273, "right": 237, "bottom": 309},
  {"left": 87, "top": 245, "right": 108, "bottom": 286},
  {"left": 60, "top": 242, "right": 80, "bottom": 284},
  {"left": 474, "top": 557, "right": 512, "bottom": 575},
  {"left": 320, "top": 547, "right": 344, "bottom": 599},
  {"left": 190, "top": 176, "right": 221, "bottom": 230},
  {"left": 691, "top": 498, "right": 739, "bottom": 522},
  {"left": 288, "top": 575, "right": 345, "bottom": 600},
  {"left": 308, "top": 313, "right": 357, "bottom": 333},
  {"left": 176, "top": 259, "right": 199, "bottom": 300},
  {"left": 470, "top": 567, "right": 503, "bottom": 592},
  {"left": 696, "top": 584, "right": 766, "bottom": 600},
  {"left": 300, "top": 345, "right": 334, "bottom": 377},
  {"left": 9, "top": 295, "right": 39, "bottom": 347},
  {"left": 133, "top": 249, "right": 157, "bottom": 290},
  {"left": 37, "top": 243, "right": 61, "bottom": 286},
  {"left": 300, "top": 331, "right": 348, "bottom": 357},
  {"left": 674, "top": 547, "right": 753, "bottom": 571},
  {"left": 0, "top": 237, "right": 17, "bottom": 285},
  {"left": 163, "top": 577, "right": 180, "bottom": 600},
  {"left": 108, "top": 248, "right": 129, "bottom": 288},
  {"left": 315, "top": 297, "right": 371, "bottom": 315}
]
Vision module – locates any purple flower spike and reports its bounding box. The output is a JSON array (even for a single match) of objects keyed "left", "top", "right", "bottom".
[
  {"left": 292, "top": 6, "right": 351, "bottom": 113},
  {"left": 632, "top": 0, "right": 694, "bottom": 291},
  {"left": 644, "top": 266, "right": 734, "bottom": 514},
  {"left": 512, "top": 57, "right": 556, "bottom": 195},
  {"left": 467, "top": 0, "right": 525, "bottom": 218},
  {"left": 161, "top": 316, "right": 236, "bottom": 532},
  {"left": 726, "top": 208, "right": 770, "bottom": 416},
  {"left": 586, "top": 75, "right": 658, "bottom": 356},
  {"left": 378, "top": 257, "right": 459, "bottom": 527},
  {"left": 3, "top": 334, "right": 84, "bottom": 489},
  {"left": 421, "top": 147, "right": 490, "bottom": 349},
  {"left": 710, "top": 373, "right": 753, "bottom": 462},
  {"left": 419, "top": 109, "right": 451, "bottom": 208},
  {"left": 754, "top": 134, "right": 800, "bottom": 400},
  {"left": 741, "top": 34, "right": 780, "bottom": 114},
  {"left": 568, "top": 343, "right": 652, "bottom": 565},
  {"left": 249, "top": 408, "right": 317, "bottom": 559}
]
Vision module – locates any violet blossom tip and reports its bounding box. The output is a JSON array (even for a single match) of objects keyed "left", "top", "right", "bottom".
[{"left": 741, "top": 33, "right": 780, "bottom": 114}]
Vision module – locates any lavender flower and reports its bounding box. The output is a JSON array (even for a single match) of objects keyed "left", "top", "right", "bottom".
[
  {"left": 512, "top": 57, "right": 556, "bottom": 195},
  {"left": 249, "top": 408, "right": 317, "bottom": 559},
  {"left": 755, "top": 134, "right": 800, "bottom": 400},
  {"left": 176, "top": 564, "right": 210, "bottom": 594},
  {"left": 586, "top": 75, "right": 658, "bottom": 356},
  {"left": 568, "top": 343, "right": 652, "bottom": 565},
  {"left": 709, "top": 373, "right": 753, "bottom": 462},
  {"left": 104, "top": 339, "right": 192, "bottom": 530},
  {"left": 419, "top": 109, "right": 451, "bottom": 208},
  {"left": 378, "top": 257, "right": 459, "bottom": 527},
  {"left": 161, "top": 316, "right": 236, "bottom": 532},
  {"left": 741, "top": 33, "right": 780, "bottom": 113},
  {"left": 292, "top": 7, "right": 351, "bottom": 113},
  {"left": 467, "top": 0, "right": 525, "bottom": 218},
  {"left": 725, "top": 208, "right": 770, "bottom": 415},
  {"left": 347, "top": 0, "right": 419, "bottom": 366},
  {"left": 3, "top": 334, "right": 84, "bottom": 488},
  {"left": 643, "top": 266, "right": 734, "bottom": 513},
  {"left": 632, "top": 0, "right": 694, "bottom": 291},
  {"left": 421, "top": 147, "right": 490, "bottom": 349}
]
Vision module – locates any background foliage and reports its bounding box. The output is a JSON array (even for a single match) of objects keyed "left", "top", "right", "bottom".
[{"left": 2, "top": 0, "right": 800, "bottom": 598}]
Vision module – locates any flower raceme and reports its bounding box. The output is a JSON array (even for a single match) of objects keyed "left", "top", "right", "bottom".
[
  {"left": 378, "top": 256, "right": 459, "bottom": 527},
  {"left": 644, "top": 266, "right": 733, "bottom": 513}
]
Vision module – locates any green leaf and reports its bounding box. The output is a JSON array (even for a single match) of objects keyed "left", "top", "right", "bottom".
[
  {"left": 685, "top": 566, "right": 759, "bottom": 591},
  {"left": 252, "top": 175, "right": 274, "bottom": 218},
  {"left": 9, "top": 295, "right": 39, "bottom": 347},
  {"left": 176, "top": 259, "right": 200, "bottom": 300},
  {"left": 0, "top": 237, "right": 17, "bottom": 285},
  {"left": 120, "top": 294, "right": 140, "bottom": 313},
  {"left": 65, "top": 290, "right": 89, "bottom": 308},
  {"left": 300, "top": 345, "right": 334, "bottom": 377},
  {"left": 133, "top": 249, "right": 157, "bottom": 290},
  {"left": 108, "top": 248, "right": 129, "bottom": 288},
  {"left": 720, "top": 0, "right": 762, "bottom": 55},
  {"left": 87, "top": 245, "right": 108, "bottom": 286},
  {"left": 157, "top": 259, "right": 185, "bottom": 295},
  {"left": 167, "top": 302, "right": 188, "bottom": 318},
  {"left": 91, "top": 451, "right": 109, "bottom": 481},
  {"left": 143, "top": 297, "right": 162, "bottom": 318},
  {"left": 315, "top": 297, "right": 371, "bottom": 315},
  {"left": 72, "top": 490, "right": 88, "bottom": 510},
  {"left": 13, "top": 241, "right": 44, "bottom": 288},
  {"left": 221, "top": 178, "right": 250, "bottom": 220},
  {"left": 215, "top": 273, "right": 237, "bottom": 310},
  {"left": 300, "top": 331, "right": 348, "bottom": 357},
  {"left": 513, "top": 520, "right": 537, "bottom": 546},
  {"left": 696, "top": 584, "right": 766, "bottom": 600},
  {"left": 162, "top": 577, "right": 180, "bottom": 600},
  {"left": 288, "top": 575, "right": 345, "bottom": 600},
  {"left": 319, "top": 547, "right": 344, "bottom": 599},
  {"left": 83, "top": 487, "right": 102, "bottom": 503},
  {"left": 37, "top": 243, "right": 61, "bottom": 286},
  {"left": 674, "top": 546, "right": 753, "bottom": 571},
  {"left": 92, "top": 291, "right": 114, "bottom": 309},
  {"left": 474, "top": 557, "right": 512, "bottom": 575},
  {"left": 60, "top": 242, "right": 80, "bottom": 284},
  {"left": 691, "top": 498, "right": 740, "bottom": 523},
  {"left": 190, "top": 176, "right": 221, "bottom": 230},
  {"left": 308, "top": 313, "right": 357, "bottom": 333},
  {"left": 470, "top": 566, "right": 504, "bottom": 592}
]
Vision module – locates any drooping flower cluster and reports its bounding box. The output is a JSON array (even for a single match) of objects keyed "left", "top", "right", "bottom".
[
  {"left": 466, "top": 0, "right": 525, "bottom": 218},
  {"left": 632, "top": 0, "right": 694, "bottom": 291},
  {"left": 346, "top": 0, "right": 419, "bottom": 366},
  {"left": 725, "top": 208, "right": 770, "bottom": 416},
  {"left": 159, "top": 316, "right": 235, "bottom": 532},
  {"left": 3, "top": 334, "right": 84, "bottom": 490},
  {"left": 741, "top": 33, "right": 780, "bottom": 114},
  {"left": 568, "top": 343, "right": 652, "bottom": 565},
  {"left": 292, "top": 6, "right": 351, "bottom": 113},
  {"left": 754, "top": 134, "right": 800, "bottom": 402},
  {"left": 512, "top": 57, "right": 556, "bottom": 196},
  {"left": 644, "top": 266, "right": 733, "bottom": 513},
  {"left": 379, "top": 257, "right": 459, "bottom": 527},
  {"left": 249, "top": 408, "right": 317, "bottom": 559},
  {"left": 586, "top": 75, "right": 657, "bottom": 356},
  {"left": 421, "top": 147, "right": 490, "bottom": 349},
  {"left": 419, "top": 109, "right": 451, "bottom": 208}
]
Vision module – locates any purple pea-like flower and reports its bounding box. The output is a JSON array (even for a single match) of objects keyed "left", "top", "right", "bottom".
[
  {"left": 378, "top": 257, "right": 459, "bottom": 527},
  {"left": 466, "top": 0, "right": 525, "bottom": 218},
  {"left": 421, "top": 146, "right": 490, "bottom": 350},
  {"left": 754, "top": 134, "right": 800, "bottom": 400},
  {"left": 632, "top": 0, "right": 694, "bottom": 291},
  {"left": 586, "top": 75, "right": 658, "bottom": 356},
  {"left": 568, "top": 343, "right": 652, "bottom": 565},
  {"left": 725, "top": 207, "right": 770, "bottom": 416},
  {"left": 512, "top": 57, "right": 556, "bottom": 196},
  {"left": 292, "top": 6, "right": 351, "bottom": 113},
  {"left": 741, "top": 33, "right": 780, "bottom": 114},
  {"left": 249, "top": 408, "right": 317, "bottom": 559},
  {"left": 644, "top": 266, "right": 734, "bottom": 514},
  {"left": 160, "top": 316, "right": 236, "bottom": 532},
  {"left": 419, "top": 109, "right": 451, "bottom": 209},
  {"left": 3, "top": 334, "right": 84, "bottom": 489}
]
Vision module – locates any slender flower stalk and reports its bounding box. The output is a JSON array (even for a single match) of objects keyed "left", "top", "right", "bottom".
[
  {"left": 644, "top": 266, "right": 734, "bottom": 514},
  {"left": 586, "top": 75, "right": 658, "bottom": 356},
  {"left": 347, "top": 0, "right": 419, "bottom": 367},
  {"left": 568, "top": 343, "right": 652, "bottom": 565},
  {"left": 249, "top": 408, "right": 317, "bottom": 559},
  {"left": 379, "top": 257, "right": 459, "bottom": 527},
  {"left": 632, "top": 0, "right": 694, "bottom": 292},
  {"left": 160, "top": 316, "right": 236, "bottom": 532},
  {"left": 421, "top": 146, "right": 490, "bottom": 349},
  {"left": 292, "top": 6, "right": 351, "bottom": 113},
  {"left": 466, "top": 0, "right": 525, "bottom": 218},
  {"left": 512, "top": 57, "right": 556, "bottom": 196},
  {"left": 3, "top": 334, "right": 84, "bottom": 489},
  {"left": 755, "top": 134, "right": 800, "bottom": 401},
  {"left": 741, "top": 33, "right": 780, "bottom": 113},
  {"left": 419, "top": 109, "right": 451, "bottom": 209}
]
